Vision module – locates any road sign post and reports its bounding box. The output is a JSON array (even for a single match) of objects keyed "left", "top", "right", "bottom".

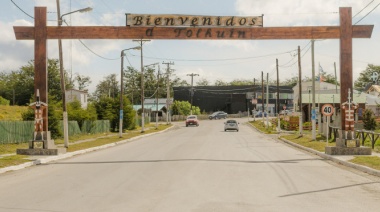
[{"left": 321, "top": 104, "right": 334, "bottom": 146}]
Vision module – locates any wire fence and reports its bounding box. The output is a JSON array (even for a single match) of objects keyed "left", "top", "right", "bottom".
[{"left": 0, "top": 120, "right": 110, "bottom": 144}]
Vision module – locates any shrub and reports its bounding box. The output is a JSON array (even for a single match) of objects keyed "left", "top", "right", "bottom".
[{"left": 363, "top": 109, "right": 377, "bottom": 130}]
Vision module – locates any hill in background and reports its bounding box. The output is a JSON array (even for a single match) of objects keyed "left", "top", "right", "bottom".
[{"left": 0, "top": 105, "right": 28, "bottom": 121}]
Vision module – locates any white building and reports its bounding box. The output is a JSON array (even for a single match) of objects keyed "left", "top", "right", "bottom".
[{"left": 65, "top": 89, "right": 88, "bottom": 109}]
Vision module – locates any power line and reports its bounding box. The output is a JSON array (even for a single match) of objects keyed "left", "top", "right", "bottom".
[
  {"left": 353, "top": 0, "right": 375, "bottom": 19},
  {"left": 354, "top": 2, "right": 380, "bottom": 25},
  {"left": 10, "top": 0, "right": 34, "bottom": 19}
]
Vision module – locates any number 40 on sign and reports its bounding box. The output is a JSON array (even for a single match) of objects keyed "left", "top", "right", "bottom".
[{"left": 321, "top": 104, "right": 334, "bottom": 116}]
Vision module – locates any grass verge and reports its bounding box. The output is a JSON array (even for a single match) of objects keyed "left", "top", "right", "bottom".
[
  {"left": 249, "top": 120, "right": 278, "bottom": 134},
  {"left": 0, "top": 124, "right": 172, "bottom": 169},
  {"left": 349, "top": 156, "right": 380, "bottom": 170}
]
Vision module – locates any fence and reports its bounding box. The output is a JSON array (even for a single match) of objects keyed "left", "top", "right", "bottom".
[
  {"left": 330, "top": 127, "right": 380, "bottom": 149},
  {"left": 0, "top": 120, "right": 110, "bottom": 144},
  {"left": 0, "top": 121, "right": 34, "bottom": 144}
]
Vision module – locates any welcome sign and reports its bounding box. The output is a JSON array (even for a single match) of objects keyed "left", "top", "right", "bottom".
[{"left": 126, "top": 14, "right": 263, "bottom": 27}]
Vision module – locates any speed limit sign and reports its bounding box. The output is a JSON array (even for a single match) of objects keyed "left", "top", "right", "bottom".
[{"left": 321, "top": 104, "right": 334, "bottom": 116}]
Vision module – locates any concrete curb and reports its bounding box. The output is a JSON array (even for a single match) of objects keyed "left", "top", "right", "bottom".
[
  {"left": 247, "top": 122, "right": 380, "bottom": 178},
  {"left": 0, "top": 125, "right": 175, "bottom": 174},
  {"left": 278, "top": 136, "right": 380, "bottom": 178}
]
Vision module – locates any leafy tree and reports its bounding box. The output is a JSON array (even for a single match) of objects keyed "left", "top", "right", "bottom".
[
  {"left": 93, "top": 96, "right": 135, "bottom": 132},
  {"left": 67, "top": 100, "right": 97, "bottom": 129},
  {"left": 362, "top": 109, "right": 377, "bottom": 130},
  {"left": 0, "top": 96, "right": 10, "bottom": 105},
  {"left": 214, "top": 79, "right": 229, "bottom": 86},
  {"left": 282, "top": 76, "right": 298, "bottom": 87},
  {"left": 94, "top": 74, "right": 119, "bottom": 100},
  {"left": 0, "top": 59, "right": 69, "bottom": 105},
  {"left": 171, "top": 100, "right": 200, "bottom": 116},
  {"left": 229, "top": 79, "right": 253, "bottom": 86},
  {"left": 196, "top": 78, "right": 210, "bottom": 86},
  {"left": 354, "top": 64, "right": 380, "bottom": 92},
  {"left": 75, "top": 74, "right": 92, "bottom": 91}
]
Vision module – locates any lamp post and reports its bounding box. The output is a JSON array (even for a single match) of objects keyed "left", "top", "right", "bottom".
[
  {"left": 57, "top": 1, "right": 92, "bottom": 148},
  {"left": 119, "top": 47, "right": 141, "bottom": 138}
]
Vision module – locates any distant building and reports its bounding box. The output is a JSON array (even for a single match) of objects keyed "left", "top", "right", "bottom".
[
  {"left": 133, "top": 98, "right": 171, "bottom": 121},
  {"left": 173, "top": 85, "right": 293, "bottom": 114},
  {"left": 65, "top": 89, "right": 88, "bottom": 109}
]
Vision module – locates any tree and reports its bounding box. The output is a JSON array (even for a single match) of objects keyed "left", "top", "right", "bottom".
[
  {"left": 67, "top": 100, "right": 97, "bottom": 129},
  {"left": 362, "top": 109, "right": 377, "bottom": 130},
  {"left": 229, "top": 79, "right": 253, "bottom": 86},
  {"left": 93, "top": 74, "right": 119, "bottom": 100},
  {"left": 214, "top": 79, "right": 229, "bottom": 86},
  {"left": 93, "top": 96, "right": 135, "bottom": 132},
  {"left": 171, "top": 100, "right": 201, "bottom": 116},
  {"left": 354, "top": 64, "right": 380, "bottom": 92},
  {"left": 75, "top": 74, "right": 92, "bottom": 90},
  {"left": 196, "top": 78, "right": 210, "bottom": 86},
  {"left": 0, "top": 59, "right": 68, "bottom": 105}
]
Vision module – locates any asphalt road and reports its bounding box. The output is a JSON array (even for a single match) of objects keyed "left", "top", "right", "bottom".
[{"left": 1, "top": 118, "right": 380, "bottom": 212}]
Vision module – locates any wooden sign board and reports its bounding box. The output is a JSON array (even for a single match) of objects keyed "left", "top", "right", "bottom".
[{"left": 126, "top": 14, "right": 263, "bottom": 27}]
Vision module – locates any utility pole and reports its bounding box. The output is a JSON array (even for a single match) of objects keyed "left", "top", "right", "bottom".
[
  {"left": 266, "top": 73, "right": 269, "bottom": 127},
  {"left": 156, "top": 64, "right": 160, "bottom": 129},
  {"left": 334, "top": 62, "right": 338, "bottom": 94},
  {"left": 262, "top": 71, "right": 264, "bottom": 113},
  {"left": 253, "top": 78, "right": 256, "bottom": 121},
  {"left": 298, "top": 45, "right": 303, "bottom": 135},
  {"left": 311, "top": 40, "right": 316, "bottom": 140},
  {"left": 187, "top": 73, "right": 199, "bottom": 115},
  {"left": 276, "top": 58, "right": 280, "bottom": 132},
  {"left": 133, "top": 39, "right": 150, "bottom": 133},
  {"left": 276, "top": 58, "right": 280, "bottom": 115},
  {"left": 56, "top": 0, "right": 68, "bottom": 148},
  {"left": 163, "top": 61, "right": 174, "bottom": 124}
]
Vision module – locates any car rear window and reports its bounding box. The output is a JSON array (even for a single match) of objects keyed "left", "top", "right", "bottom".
[{"left": 227, "top": 120, "right": 236, "bottom": 123}]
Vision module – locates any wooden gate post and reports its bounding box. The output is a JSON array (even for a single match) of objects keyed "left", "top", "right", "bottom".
[{"left": 34, "top": 7, "right": 48, "bottom": 131}]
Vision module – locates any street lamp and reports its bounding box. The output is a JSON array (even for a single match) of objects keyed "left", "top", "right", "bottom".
[
  {"left": 56, "top": 1, "right": 92, "bottom": 148},
  {"left": 119, "top": 47, "right": 141, "bottom": 138}
]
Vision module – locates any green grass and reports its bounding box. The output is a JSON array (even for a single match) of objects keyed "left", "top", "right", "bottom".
[
  {"left": 249, "top": 120, "right": 278, "bottom": 134},
  {"left": 281, "top": 133, "right": 334, "bottom": 152},
  {"left": 0, "top": 155, "right": 30, "bottom": 168},
  {"left": 0, "top": 105, "right": 28, "bottom": 121},
  {"left": 0, "top": 124, "right": 172, "bottom": 168},
  {"left": 349, "top": 156, "right": 380, "bottom": 170}
]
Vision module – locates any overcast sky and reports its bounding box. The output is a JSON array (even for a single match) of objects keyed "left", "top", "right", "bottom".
[{"left": 1, "top": 0, "right": 379, "bottom": 93}]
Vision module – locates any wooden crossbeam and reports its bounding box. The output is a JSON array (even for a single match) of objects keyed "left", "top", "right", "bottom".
[
  {"left": 13, "top": 7, "right": 374, "bottom": 137},
  {"left": 14, "top": 25, "right": 373, "bottom": 40}
]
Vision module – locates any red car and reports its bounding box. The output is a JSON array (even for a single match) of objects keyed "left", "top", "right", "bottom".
[{"left": 185, "top": 115, "right": 199, "bottom": 127}]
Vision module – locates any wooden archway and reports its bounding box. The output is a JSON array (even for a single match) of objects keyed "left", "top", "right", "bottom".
[{"left": 14, "top": 7, "right": 373, "bottom": 132}]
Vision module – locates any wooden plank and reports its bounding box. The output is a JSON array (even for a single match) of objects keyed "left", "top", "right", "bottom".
[
  {"left": 34, "top": 7, "right": 48, "bottom": 131},
  {"left": 14, "top": 25, "right": 373, "bottom": 40},
  {"left": 340, "top": 7, "right": 352, "bottom": 131}
]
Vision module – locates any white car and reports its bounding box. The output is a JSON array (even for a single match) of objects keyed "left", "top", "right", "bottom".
[{"left": 224, "top": 119, "right": 239, "bottom": 132}]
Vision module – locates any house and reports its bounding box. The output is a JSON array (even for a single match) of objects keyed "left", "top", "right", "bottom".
[
  {"left": 133, "top": 98, "right": 171, "bottom": 121},
  {"left": 65, "top": 89, "right": 88, "bottom": 109},
  {"left": 365, "top": 85, "right": 380, "bottom": 116},
  {"left": 293, "top": 81, "right": 367, "bottom": 121}
]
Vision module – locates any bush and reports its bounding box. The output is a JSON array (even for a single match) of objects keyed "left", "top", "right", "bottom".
[
  {"left": 0, "top": 96, "right": 10, "bottom": 106},
  {"left": 363, "top": 109, "right": 377, "bottom": 130}
]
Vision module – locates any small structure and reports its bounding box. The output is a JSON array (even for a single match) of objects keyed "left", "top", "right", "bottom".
[
  {"left": 65, "top": 89, "right": 88, "bottom": 109},
  {"left": 17, "top": 89, "right": 66, "bottom": 155}
]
